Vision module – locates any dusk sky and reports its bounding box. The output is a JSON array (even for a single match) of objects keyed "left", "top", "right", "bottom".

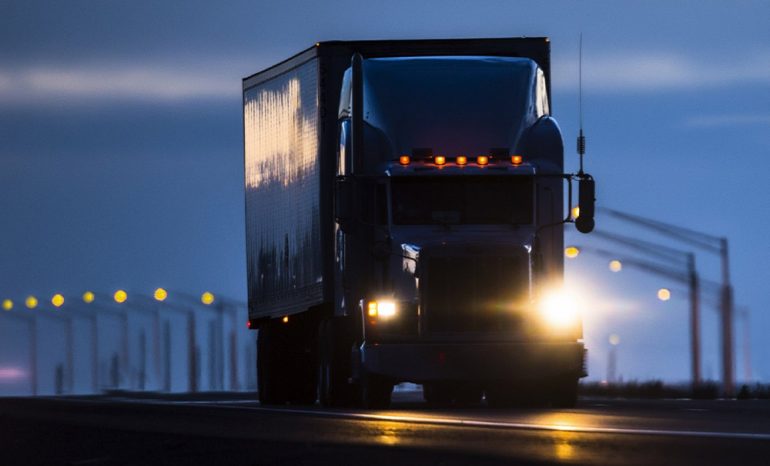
[{"left": 1, "top": 1, "right": 769, "bottom": 383}]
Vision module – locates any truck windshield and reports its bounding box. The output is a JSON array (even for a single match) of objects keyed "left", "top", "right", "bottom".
[{"left": 391, "top": 176, "right": 533, "bottom": 225}]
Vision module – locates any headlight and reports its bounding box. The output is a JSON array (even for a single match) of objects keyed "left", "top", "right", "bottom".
[
  {"left": 367, "top": 300, "right": 398, "bottom": 319},
  {"left": 539, "top": 290, "right": 580, "bottom": 328}
]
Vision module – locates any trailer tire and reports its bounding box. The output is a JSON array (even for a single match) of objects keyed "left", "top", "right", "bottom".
[
  {"left": 318, "top": 318, "right": 353, "bottom": 407},
  {"left": 257, "top": 325, "right": 288, "bottom": 405},
  {"left": 360, "top": 372, "right": 393, "bottom": 409},
  {"left": 548, "top": 376, "right": 579, "bottom": 408}
]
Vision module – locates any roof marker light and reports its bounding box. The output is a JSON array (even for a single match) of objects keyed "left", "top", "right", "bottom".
[
  {"left": 511, "top": 155, "right": 523, "bottom": 165},
  {"left": 477, "top": 155, "right": 489, "bottom": 166},
  {"left": 434, "top": 155, "right": 446, "bottom": 166},
  {"left": 456, "top": 156, "right": 467, "bottom": 165},
  {"left": 399, "top": 155, "right": 410, "bottom": 165}
]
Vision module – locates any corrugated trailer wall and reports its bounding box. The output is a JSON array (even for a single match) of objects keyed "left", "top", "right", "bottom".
[{"left": 244, "top": 57, "right": 324, "bottom": 318}]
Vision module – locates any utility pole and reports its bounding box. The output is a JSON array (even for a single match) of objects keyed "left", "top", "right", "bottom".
[
  {"left": 588, "top": 230, "right": 703, "bottom": 386},
  {"left": 599, "top": 208, "right": 735, "bottom": 396}
]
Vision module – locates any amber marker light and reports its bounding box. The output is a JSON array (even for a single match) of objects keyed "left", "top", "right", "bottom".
[
  {"left": 477, "top": 155, "right": 489, "bottom": 166},
  {"left": 399, "top": 155, "right": 410, "bottom": 165},
  {"left": 82, "top": 291, "right": 95, "bottom": 303},
  {"left": 367, "top": 301, "right": 378, "bottom": 317},
  {"left": 51, "top": 294, "right": 64, "bottom": 308},
  {"left": 154, "top": 288, "right": 168, "bottom": 302},
  {"left": 434, "top": 155, "right": 446, "bottom": 166},
  {"left": 2, "top": 299, "right": 12, "bottom": 311},
  {"left": 511, "top": 155, "right": 523, "bottom": 165},
  {"left": 456, "top": 155, "right": 467, "bottom": 165},
  {"left": 564, "top": 246, "right": 580, "bottom": 259},
  {"left": 201, "top": 292, "right": 215, "bottom": 305},
  {"left": 25, "top": 296, "right": 38, "bottom": 309}
]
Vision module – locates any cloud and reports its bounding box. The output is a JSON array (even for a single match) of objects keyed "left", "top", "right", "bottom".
[
  {"left": 683, "top": 114, "right": 770, "bottom": 128},
  {"left": 552, "top": 50, "right": 770, "bottom": 93},
  {"left": 0, "top": 62, "right": 242, "bottom": 104}
]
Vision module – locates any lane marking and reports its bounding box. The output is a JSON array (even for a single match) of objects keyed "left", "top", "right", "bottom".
[
  {"left": 51, "top": 397, "right": 770, "bottom": 441},
  {"left": 216, "top": 404, "right": 770, "bottom": 441}
]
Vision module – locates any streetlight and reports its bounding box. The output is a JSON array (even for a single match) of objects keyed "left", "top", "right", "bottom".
[
  {"left": 82, "top": 291, "right": 95, "bottom": 303},
  {"left": 52, "top": 294, "right": 65, "bottom": 308},
  {"left": 608, "top": 260, "right": 622, "bottom": 272},
  {"left": 657, "top": 288, "right": 671, "bottom": 301},
  {"left": 114, "top": 290, "right": 128, "bottom": 303},
  {"left": 572, "top": 241, "right": 706, "bottom": 388},
  {"left": 599, "top": 207, "right": 736, "bottom": 396},
  {"left": 2, "top": 299, "right": 12, "bottom": 311},
  {"left": 565, "top": 246, "right": 580, "bottom": 259},
  {"left": 154, "top": 288, "right": 168, "bottom": 302},
  {"left": 25, "top": 296, "right": 38, "bottom": 309},
  {"left": 201, "top": 292, "right": 215, "bottom": 305}
]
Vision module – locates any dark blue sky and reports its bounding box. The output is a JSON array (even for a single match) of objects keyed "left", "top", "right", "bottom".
[{"left": 1, "top": 0, "right": 768, "bottom": 382}]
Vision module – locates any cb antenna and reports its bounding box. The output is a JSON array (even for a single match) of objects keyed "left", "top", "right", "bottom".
[{"left": 577, "top": 33, "right": 586, "bottom": 175}]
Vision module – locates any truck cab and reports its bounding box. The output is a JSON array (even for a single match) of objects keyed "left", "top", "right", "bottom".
[{"left": 333, "top": 56, "right": 586, "bottom": 407}]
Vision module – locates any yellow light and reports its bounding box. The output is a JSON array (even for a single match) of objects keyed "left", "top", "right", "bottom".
[
  {"left": 539, "top": 290, "right": 580, "bottom": 328},
  {"left": 657, "top": 288, "right": 671, "bottom": 301},
  {"left": 51, "top": 294, "right": 64, "bottom": 308},
  {"left": 201, "top": 292, "right": 215, "bottom": 305},
  {"left": 154, "top": 288, "right": 168, "bottom": 302},
  {"left": 25, "top": 296, "right": 38, "bottom": 309},
  {"left": 2, "top": 299, "right": 12, "bottom": 311},
  {"left": 377, "top": 301, "right": 397, "bottom": 318},
  {"left": 609, "top": 260, "right": 622, "bottom": 272},
  {"left": 456, "top": 155, "right": 467, "bottom": 165},
  {"left": 564, "top": 246, "right": 580, "bottom": 259},
  {"left": 114, "top": 290, "right": 127, "bottom": 303},
  {"left": 282, "top": 316, "right": 289, "bottom": 324},
  {"left": 434, "top": 155, "right": 446, "bottom": 165},
  {"left": 368, "top": 300, "right": 398, "bottom": 319},
  {"left": 571, "top": 206, "right": 580, "bottom": 219},
  {"left": 476, "top": 155, "right": 489, "bottom": 166},
  {"left": 82, "top": 291, "right": 95, "bottom": 303},
  {"left": 399, "top": 155, "right": 410, "bottom": 165},
  {"left": 511, "top": 155, "right": 523, "bottom": 165}
]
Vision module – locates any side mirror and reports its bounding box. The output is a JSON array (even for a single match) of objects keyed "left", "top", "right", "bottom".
[
  {"left": 575, "top": 177, "right": 595, "bottom": 234},
  {"left": 335, "top": 176, "right": 354, "bottom": 232}
]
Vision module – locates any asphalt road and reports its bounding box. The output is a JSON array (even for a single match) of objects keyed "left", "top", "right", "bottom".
[{"left": 2, "top": 391, "right": 770, "bottom": 465}]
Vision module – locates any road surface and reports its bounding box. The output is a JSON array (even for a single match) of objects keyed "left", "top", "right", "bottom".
[{"left": 1, "top": 390, "right": 769, "bottom": 465}]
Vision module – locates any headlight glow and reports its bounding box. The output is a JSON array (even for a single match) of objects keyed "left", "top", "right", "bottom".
[
  {"left": 367, "top": 300, "right": 398, "bottom": 319},
  {"left": 539, "top": 290, "right": 580, "bottom": 328}
]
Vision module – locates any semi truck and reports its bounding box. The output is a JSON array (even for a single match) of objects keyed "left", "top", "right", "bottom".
[{"left": 243, "top": 37, "right": 595, "bottom": 409}]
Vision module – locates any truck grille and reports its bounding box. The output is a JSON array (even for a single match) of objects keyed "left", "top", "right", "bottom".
[{"left": 421, "top": 255, "right": 529, "bottom": 334}]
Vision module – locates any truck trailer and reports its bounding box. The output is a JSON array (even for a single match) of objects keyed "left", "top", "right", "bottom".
[{"left": 243, "top": 37, "right": 596, "bottom": 409}]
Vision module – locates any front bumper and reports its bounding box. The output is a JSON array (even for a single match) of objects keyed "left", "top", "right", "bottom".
[{"left": 358, "top": 341, "right": 586, "bottom": 383}]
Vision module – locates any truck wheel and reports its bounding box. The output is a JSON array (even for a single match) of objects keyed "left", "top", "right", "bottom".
[
  {"left": 257, "top": 325, "right": 288, "bottom": 405},
  {"left": 423, "top": 383, "right": 453, "bottom": 407},
  {"left": 453, "top": 384, "right": 484, "bottom": 406},
  {"left": 287, "top": 348, "right": 318, "bottom": 405},
  {"left": 548, "top": 377, "right": 579, "bottom": 408},
  {"left": 484, "top": 383, "right": 516, "bottom": 408},
  {"left": 485, "top": 382, "right": 543, "bottom": 408},
  {"left": 318, "top": 318, "right": 353, "bottom": 407},
  {"left": 360, "top": 372, "right": 393, "bottom": 409}
]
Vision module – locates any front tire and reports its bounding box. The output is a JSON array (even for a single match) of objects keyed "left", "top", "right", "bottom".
[{"left": 360, "top": 372, "right": 393, "bottom": 409}]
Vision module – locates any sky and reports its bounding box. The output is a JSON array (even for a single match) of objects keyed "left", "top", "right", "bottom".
[{"left": 1, "top": 0, "right": 769, "bottom": 384}]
